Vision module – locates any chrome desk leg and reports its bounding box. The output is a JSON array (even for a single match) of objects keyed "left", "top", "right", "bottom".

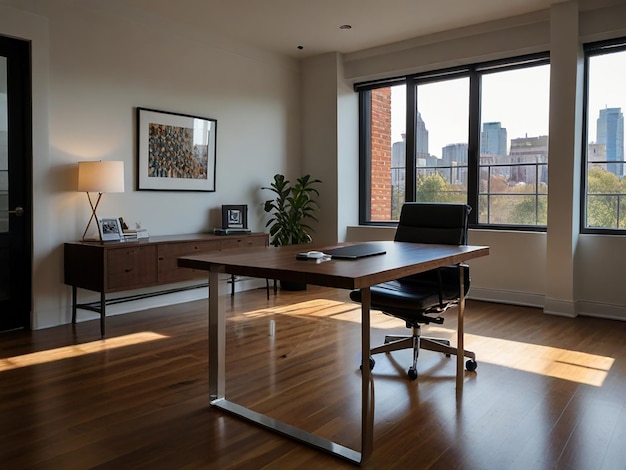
[
  {"left": 99, "top": 291, "right": 106, "bottom": 339},
  {"left": 456, "top": 264, "right": 465, "bottom": 390},
  {"left": 208, "top": 265, "right": 225, "bottom": 401},
  {"left": 207, "top": 270, "right": 372, "bottom": 464},
  {"left": 360, "top": 286, "right": 374, "bottom": 461}
]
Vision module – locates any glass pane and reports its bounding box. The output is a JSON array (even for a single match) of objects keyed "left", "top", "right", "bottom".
[
  {"left": 415, "top": 77, "right": 469, "bottom": 204},
  {"left": 0, "top": 56, "right": 7, "bottom": 234},
  {"left": 0, "top": 56, "right": 7, "bottom": 302},
  {"left": 585, "top": 49, "right": 626, "bottom": 229},
  {"left": 479, "top": 64, "right": 550, "bottom": 225},
  {"left": 482, "top": 194, "right": 547, "bottom": 225},
  {"left": 368, "top": 84, "right": 406, "bottom": 221}
]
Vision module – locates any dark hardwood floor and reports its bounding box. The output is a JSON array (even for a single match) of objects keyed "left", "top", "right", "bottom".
[{"left": 2, "top": 286, "right": 626, "bottom": 469}]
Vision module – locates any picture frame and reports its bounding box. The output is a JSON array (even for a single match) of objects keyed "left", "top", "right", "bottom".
[
  {"left": 222, "top": 205, "right": 248, "bottom": 229},
  {"left": 98, "top": 217, "right": 123, "bottom": 242},
  {"left": 136, "top": 107, "right": 217, "bottom": 191}
]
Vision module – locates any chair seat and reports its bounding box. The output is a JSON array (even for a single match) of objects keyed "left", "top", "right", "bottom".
[{"left": 349, "top": 265, "right": 469, "bottom": 324}]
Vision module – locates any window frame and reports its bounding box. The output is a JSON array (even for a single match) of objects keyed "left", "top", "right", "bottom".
[
  {"left": 356, "top": 53, "right": 550, "bottom": 231},
  {"left": 581, "top": 37, "right": 626, "bottom": 235}
]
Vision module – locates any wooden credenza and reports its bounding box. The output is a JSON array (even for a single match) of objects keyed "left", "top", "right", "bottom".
[{"left": 64, "top": 232, "right": 268, "bottom": 337}]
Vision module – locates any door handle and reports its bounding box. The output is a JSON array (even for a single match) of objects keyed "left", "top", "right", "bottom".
[{"left": 8, "top": 206, "right": 24, "bottom": 216}]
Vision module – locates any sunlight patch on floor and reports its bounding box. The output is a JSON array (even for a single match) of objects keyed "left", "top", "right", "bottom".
[
  {"left": 425, "top": 325, "right": 614, "bottom": 387},
  {"left": 0, "top": 332, "right": 168, "bottom": 372},
  {"left": 235, "top": 299, "right": 614, "bottom": 387},
  {"left": 230, "top": 299, "right": 356, "bottom": 322}
]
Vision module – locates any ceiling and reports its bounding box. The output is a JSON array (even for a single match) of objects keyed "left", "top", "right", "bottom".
[{"left": 116, "top": 0, "right": 559, "bottom": 59}]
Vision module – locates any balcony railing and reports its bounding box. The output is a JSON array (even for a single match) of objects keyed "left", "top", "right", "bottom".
[
  {"left": 389, "top": 160, "right": 549, "bottom": 225},
  {"left": 586, "top": 162, "right": 626, "bottom": 230},
  {"left": 479, "top": 160, "right": 547, "bottom": 225},
  {"left": 586, "top": 193, "right": 626, "bottom": 229}
]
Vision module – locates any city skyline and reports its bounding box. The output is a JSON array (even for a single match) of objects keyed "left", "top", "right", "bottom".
[
  {"left": 390, "top": 52, "right": 626, "bottom": 161},
  {"left": 392, "top": 106, "right": 623, "bottom": 166}
]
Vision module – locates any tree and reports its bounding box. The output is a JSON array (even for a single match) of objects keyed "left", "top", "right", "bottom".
[
  {"left": 416, "top": 173, "right": 462, "bottom": 203},
  {"left": 586, "top": 167, "right": 625, "bottom": 228}
]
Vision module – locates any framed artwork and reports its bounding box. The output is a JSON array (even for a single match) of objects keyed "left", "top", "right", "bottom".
[
  {"left": 222, "top": 205, "right": 248, "bottom": 229},
  {"left": 136, "top": 107, "right": 217, "bottom": 191},
  {"left": 99, "top": 217, "right": 123, "bottom": 242}
]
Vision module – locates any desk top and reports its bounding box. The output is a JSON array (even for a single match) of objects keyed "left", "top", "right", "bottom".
[{"left": 178, "top": 241, "right": 489, "bottom": 290}]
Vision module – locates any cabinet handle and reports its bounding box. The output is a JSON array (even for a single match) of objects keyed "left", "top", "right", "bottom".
[
  {"left": 125, "top": 268, "right": 133, "bottom": 273},
  {"left": 158, "top": 257, "right": 164, "bottom": 261}
]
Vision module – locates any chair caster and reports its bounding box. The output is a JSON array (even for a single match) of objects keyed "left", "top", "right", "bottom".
[
  {"left": 465, "top": 359, "right": 478, "bottom": 371},
  {"left": 407, "top": 367, "right": 418, "bottom": 380},
  {"left": 360, "top": 357, "right": 375, "bottom": 371}
]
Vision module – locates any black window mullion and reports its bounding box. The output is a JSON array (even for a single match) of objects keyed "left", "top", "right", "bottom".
[
  {"left": 358, "top": 90, "right": 372, "bottom": 225},
  {"left": 405, "top": 81, "right": 417, "bottom": 202},
  {"left": 581, "top": 36, "right": 626, "bottom": 234},
  {"left": 467, "top": 68, "right": 481, "bottom": 225}
]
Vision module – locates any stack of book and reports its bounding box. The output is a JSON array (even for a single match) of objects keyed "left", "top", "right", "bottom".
[
  {"left": 213, "top": 227, "right": 252, "bottom": 235},
  {"left": 122, "top": 228, "right": 149, "bottom": 241}
]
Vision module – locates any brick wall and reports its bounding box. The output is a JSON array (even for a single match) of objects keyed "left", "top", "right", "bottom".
[{"left": 370, "top": 88, "right": 392, "bottom": 220}]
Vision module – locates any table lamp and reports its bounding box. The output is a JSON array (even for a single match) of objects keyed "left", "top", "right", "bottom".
[{"left": 78, "top": 160, "right": 125, "bottom": 241}]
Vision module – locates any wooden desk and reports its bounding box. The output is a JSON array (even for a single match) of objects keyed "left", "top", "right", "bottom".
[
  {"left": 178, "top": 241, "right": 489, "bottom": 464},
  {"left": 64, "top": 232, "right": 268, "bottom": 337}
]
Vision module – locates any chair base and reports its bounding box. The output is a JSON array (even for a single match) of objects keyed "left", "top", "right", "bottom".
[{"left": 369, "top": 325, "right": 476, "bottom": 380}]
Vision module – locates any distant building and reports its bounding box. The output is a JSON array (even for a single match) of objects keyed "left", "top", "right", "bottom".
[
  {"left": 392, "top": 112, "right": 430, "bottom": 186},
  {"left": 391, "top": 135, "right": 406, "bottom": 187},
  {"left": 481, "top": 122, "right": 507, "bottom": 157},
  {"left": 509, "top": 135, "right": 549, "bottom": 184},
  {"left": 596, "top": 107, "right": 624, "bottom": 177},
  {"left": 588, "top": 143, "right": 607, "bottom": 172},
  {"left": 416, "top": 112, "right": 428, "bottom": 158},
  {"left": 442, "top": 143, "right": 468, "bottom": 184},
  {"left": 442, "top": 143, "right": 468, "bottom": 166}
]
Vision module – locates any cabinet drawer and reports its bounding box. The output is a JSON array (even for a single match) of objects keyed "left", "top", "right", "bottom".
[
  {"left": 158, "top": 240, "right": 221, "bottom": 283},
  {"left": 107, "top": 245, "right": 157, "bottom": 291},
  {"left": 221, "top": 235, "right": 267, "bottom": 249}
]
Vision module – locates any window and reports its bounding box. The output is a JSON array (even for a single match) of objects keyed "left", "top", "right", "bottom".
[
  {"left": 583, "top": 38, "right": 626, "bottom": 232},
  {"left": 357, "top": 54, "right": 550, "bottom": 229},
  {"left": 479, "top": 64, "right": 550, "bottom": 225},
  {"left": 415, "top": 77, "right": 469, "bottom": 207}
]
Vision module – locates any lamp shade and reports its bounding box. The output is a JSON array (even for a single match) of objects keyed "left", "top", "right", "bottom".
[{"left": 77, "top": 161, "right": 125, "bottom": 193}]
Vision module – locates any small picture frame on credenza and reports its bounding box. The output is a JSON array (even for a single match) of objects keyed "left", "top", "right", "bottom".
[
  {"left": 221, "top": 204, "right": 248, "bottom": 229},
  {"left": 98, "top": 217, "right": 123, "bottom": 242}
]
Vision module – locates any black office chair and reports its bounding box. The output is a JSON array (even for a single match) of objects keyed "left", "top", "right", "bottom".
[{"left": 350, "top": 202, "right": 477, "bottom": 380}]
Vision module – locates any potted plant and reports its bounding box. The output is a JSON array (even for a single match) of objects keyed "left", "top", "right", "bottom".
[{"left": 263, "top": 173, "right": 321, "bottom": 290}]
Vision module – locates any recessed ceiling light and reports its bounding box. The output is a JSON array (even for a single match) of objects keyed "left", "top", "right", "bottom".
[{"left": 339, "top": 24, "right": 352, "bottom": 30}]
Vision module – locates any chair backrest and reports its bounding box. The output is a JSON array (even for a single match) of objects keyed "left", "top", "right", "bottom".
[{"left": 394, "top": 203, "right": 471, "bottom": 245}]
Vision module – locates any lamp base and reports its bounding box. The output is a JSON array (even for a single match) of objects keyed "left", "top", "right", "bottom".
[{"left": 82, "top": 192, "right": 104, "bottom": 242}]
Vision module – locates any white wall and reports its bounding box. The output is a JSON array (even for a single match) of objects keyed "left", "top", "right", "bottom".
[
  {"left": 301, "top": 53, "right": 339, "bottom": 244},
  {"left": 1, "top": 1, "right": 301, "bottom": 328},
  {"left": 301, "top": 52, "right": 360, "bottom": 244}
]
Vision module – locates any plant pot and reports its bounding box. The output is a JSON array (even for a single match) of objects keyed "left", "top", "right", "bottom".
[{"left": 280, "top": 280, "right": 307, "bottom": 291}]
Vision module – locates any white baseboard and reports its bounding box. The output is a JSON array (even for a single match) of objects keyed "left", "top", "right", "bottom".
[
  {"left": 576, "top": 300, "right": 626, "bottom": 321},
  {"left": 470, "top": 287, "right": 626, "bottom": 321},
  {"left": 468, "top": 287, "right": 544, "bottom": 309}
]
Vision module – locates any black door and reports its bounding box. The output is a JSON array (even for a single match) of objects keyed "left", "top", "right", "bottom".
[{"left": 0, "top": 35, "right": 32, "bottom": 332}]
